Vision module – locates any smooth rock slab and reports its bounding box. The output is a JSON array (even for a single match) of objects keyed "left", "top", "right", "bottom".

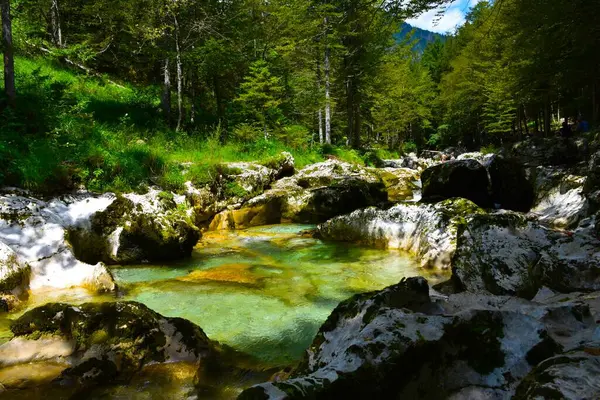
[{"left": 317, "top": 198, "right": 484, "bottom": 270}]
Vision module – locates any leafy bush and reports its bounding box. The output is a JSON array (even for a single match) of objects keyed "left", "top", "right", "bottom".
[{"left": 401, "top": 141, "right": 418, "bottom": 154}]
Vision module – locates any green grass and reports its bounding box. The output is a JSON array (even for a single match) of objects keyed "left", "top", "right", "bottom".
[{"left": 0, "top": 57, "right": 383, "bottom": 194}]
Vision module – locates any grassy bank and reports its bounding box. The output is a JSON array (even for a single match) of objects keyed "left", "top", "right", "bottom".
[{"left": 0, "top": 57, "right": 397, "bottom": 194}]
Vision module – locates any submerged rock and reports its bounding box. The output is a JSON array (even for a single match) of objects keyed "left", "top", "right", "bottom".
[
  {"left": 317, "top": 198, "right": 484, "bottom": 270},
  {"left": 0, "top": 192, "right": 116, "bottom": 292},
  {"left": 69, "top": 188, "right": 200, "bottom": 264},
  {"left": 421, "top": 159, "right": 493, "bottom": 208},
  {"left": 2, "top": 301, "right": 216, "bottom": 391},
  {"left": 239, "top": 278, "right": 600, "bottom": 400},
  {"left": 451, "top": 212, "right": 600, "bottom": 298}
]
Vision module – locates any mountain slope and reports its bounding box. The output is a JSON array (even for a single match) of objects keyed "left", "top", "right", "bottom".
[{"left": 396, "top": 23, "right": 445, "bottom": 52}]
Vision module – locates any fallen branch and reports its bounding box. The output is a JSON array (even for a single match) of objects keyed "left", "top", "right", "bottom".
[{"left": 30, "top": 43, "right": 127, "bottom": 89}]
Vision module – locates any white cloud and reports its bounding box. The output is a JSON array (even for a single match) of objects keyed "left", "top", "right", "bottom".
[{"left": 406, "top": 0, "right": 482, "bottom": 34}]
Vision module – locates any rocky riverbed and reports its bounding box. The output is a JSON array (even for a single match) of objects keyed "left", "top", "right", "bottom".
[{"left": 0, "top": 134, "right": 599, "bottom": 399}]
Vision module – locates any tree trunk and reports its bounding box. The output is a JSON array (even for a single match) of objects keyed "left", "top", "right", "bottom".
[
  {"left": 189, "top": 71, "right": 195, "bottom": 125},
  {"left": 593, "top": 82, "right": 598, "bottom": 125},
  {"left": 346, "top": 74, "right": 361, "bottom": 149},
  {"left": 543, "top": 94, "right": 551, "bottom": 136},
  {"left": 316, "top": 52, "right": 323, "bottom": 144},
  {"left": 324, "top": 37, "right": 331, "bottom": 145},
  {"left": 1, "top": 0, "right": 15, "bottom": 107},
  {"left": 174, "top": 16, "right": 183, "bottom": 132},
  {"left": 162, "top": 58, "right": 171, "bottom": 122},
  {"left": 50, "top": 0, "right": 63, "bottom": 47},
  {"left": 523, "top": 106, "right": 529, "bottom": 136}
]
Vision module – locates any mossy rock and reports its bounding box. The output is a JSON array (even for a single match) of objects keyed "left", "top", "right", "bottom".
[
  {"left": 69, "top": 192, "right": 200, "bottom": 265},
  {"left": 10, "top": 301, "right": 216, "bottom": 390}
]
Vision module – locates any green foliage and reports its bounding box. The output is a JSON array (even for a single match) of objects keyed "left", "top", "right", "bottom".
[
  {"left": 0, "top": 57, "right": 330, "bottom": 193},
  {"left": 402, "top": 141, "right": 418, "bottom": 154},
  {"left": 235, "top": 60, "right": 285, "bottom": 135},
  {"left": 480, "top": 144, "right": 499, "bottom": 155}
]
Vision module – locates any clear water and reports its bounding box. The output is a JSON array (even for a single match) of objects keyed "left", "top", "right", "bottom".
[{"left": 0, "top": 224, "right": 445, "bottom": 398}]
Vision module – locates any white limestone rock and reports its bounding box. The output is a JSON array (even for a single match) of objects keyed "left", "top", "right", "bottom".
[
  {"left": 239, "top": 278, "right": 600, "bottom": 400},
  {"left": 68, "top": 187, "right": 200, "bottom": 265},
  {"left": 452, "top": 211, "right": 600, "bottom": 297},
  {"left": 317, "top": 198, "right": 484, "bottom": 270},
  {"left": 211, "top": 160, "right": 388, "bottom": 228},
  {"left": 514, "top": 352, "right": 600, "bottom": 400},
  {"left": 0, "top": 192, "right": 115, "bottom": 292},
  {"left": 369, "top": 167, "right": 420, "bottom": 202},
  {"left": 528, "top": 166, "right": 589, "bottom": 228}
]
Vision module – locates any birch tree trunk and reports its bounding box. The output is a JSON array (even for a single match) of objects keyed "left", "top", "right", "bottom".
[
  {"left": 162, "top": 58, "right": 171, "bottom": 122},
  {"left": 1, "top": 0, "right": 15, "bottom": 107},
  {"left": 316, "top": 53, "right": 323, "bottom": 144},
  {"left": 50, "top": 0, "right": 63, "bottom": 47},
  {"left": 174, "top": 15, "right": 183, "bottom": 132},
  {"left": 324, "top": 35, "right": 331, "bottom": 145}
]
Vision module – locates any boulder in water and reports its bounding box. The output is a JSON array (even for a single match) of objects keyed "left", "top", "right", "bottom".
[
  {"left": 210, "top": 160, "right": 388, "bottom": 228},
  {"left": 69, "top": 188, "right": 200, "bottom": 264},
  {"left": 317, "top": 198, "right": 484, "bottom": 270},
  {"left": 239, "top": 278, "right": 600, "bottom": 399},
  {"left": 2, "top": 301, "right": 216, "bottom": 392},
  {"left": 0, "top": 242, "right": 30, "bottom": 311},
  {"left": 371, "top": 167, "right": 420, "bottom": 202}
]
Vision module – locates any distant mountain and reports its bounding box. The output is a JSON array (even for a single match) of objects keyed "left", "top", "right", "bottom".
[{"left": 396, "top": 23, "right": 445, "bottom": 53}]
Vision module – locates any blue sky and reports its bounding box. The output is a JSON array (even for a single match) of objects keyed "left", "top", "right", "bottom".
[{"left": 406, "top": 0, "right": 483, "bottom": 34}]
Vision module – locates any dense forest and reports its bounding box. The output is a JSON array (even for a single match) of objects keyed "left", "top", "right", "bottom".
[{"left": 0, "top": 0, "right": 599, "bottom": 192}]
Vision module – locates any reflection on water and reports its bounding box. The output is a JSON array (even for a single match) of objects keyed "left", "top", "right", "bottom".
[{"left": 0, "top": 224, "right": 445, "bottom": 398}]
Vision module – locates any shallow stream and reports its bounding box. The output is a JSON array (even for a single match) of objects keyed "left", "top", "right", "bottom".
[{"left": 0, "top": 224, "right": 443, "bottom": 398}]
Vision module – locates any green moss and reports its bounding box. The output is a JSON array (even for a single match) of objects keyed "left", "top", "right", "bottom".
[
  {"left": 224, "top": 181, "right": 249, "bottom": 198},
  {"left": 0, "top": 263, "right": 30, "bottom": 293}
]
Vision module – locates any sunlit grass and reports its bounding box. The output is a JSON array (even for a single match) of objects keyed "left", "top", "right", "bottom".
[{"left": 0, "top": 57, "right": 388, "bottom": 194}]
